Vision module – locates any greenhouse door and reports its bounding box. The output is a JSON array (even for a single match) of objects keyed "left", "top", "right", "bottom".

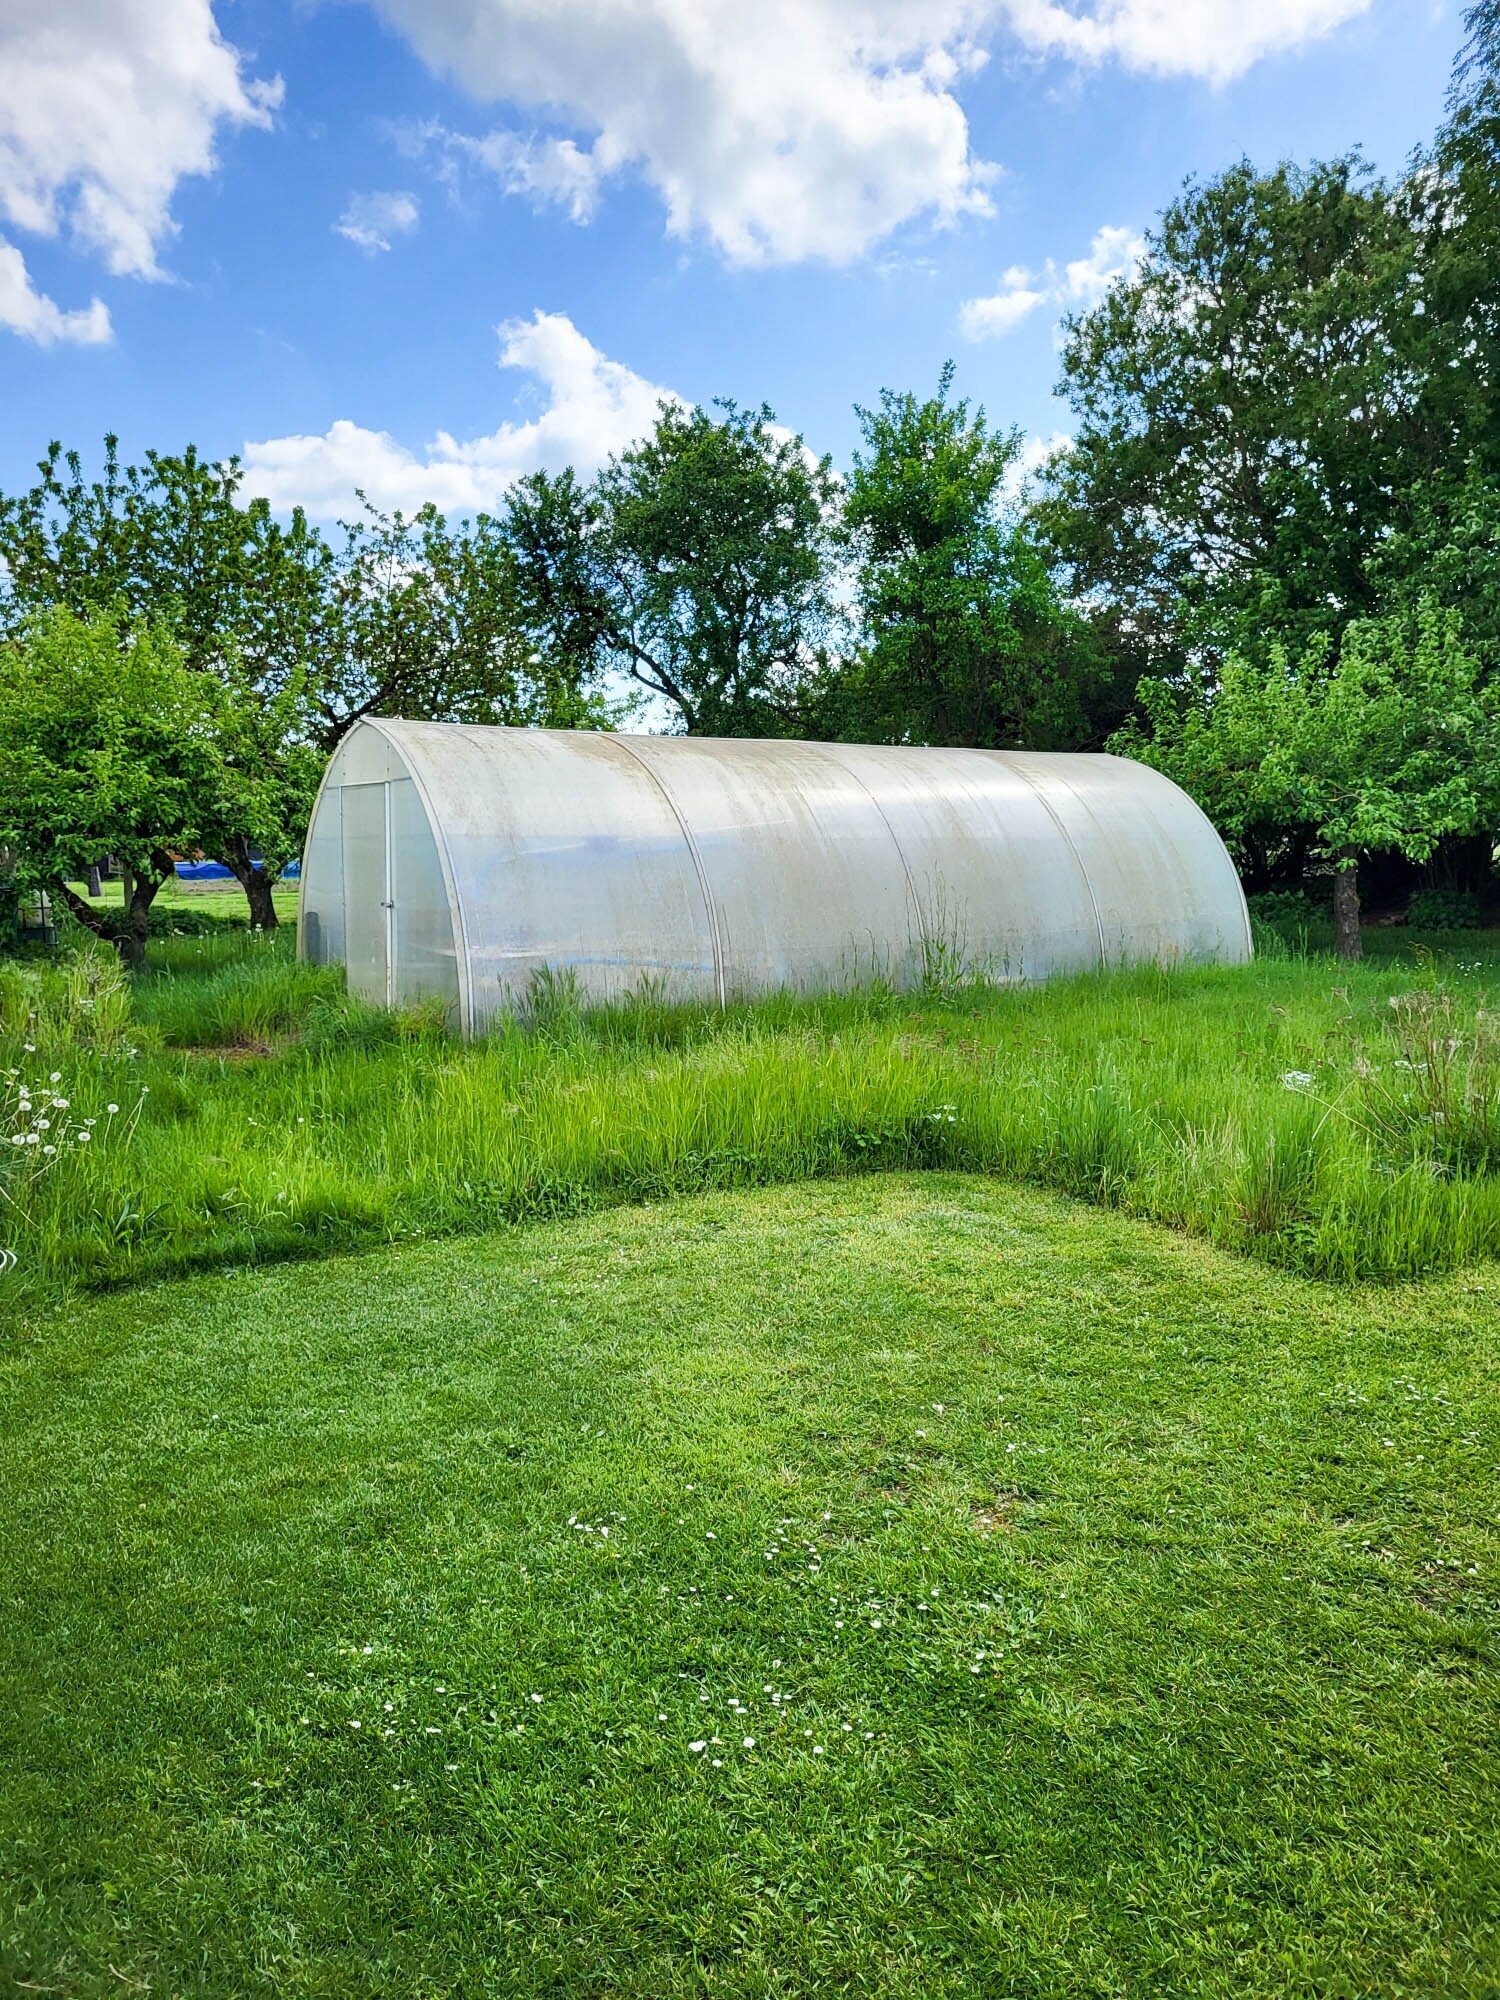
[{"left": 341, "top": 781, "right": 393, "bottom": 1006}]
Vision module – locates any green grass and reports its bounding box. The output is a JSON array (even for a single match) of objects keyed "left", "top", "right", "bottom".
[
  {"left": 4, "top": 926, "right": 1500, "bottom": 1301},
  {"left": 1, "top": 1176, "right": 1496, "bottom": 1997},
  {"left": 57, "top": 874, "right": 302, "bottom": 928}
]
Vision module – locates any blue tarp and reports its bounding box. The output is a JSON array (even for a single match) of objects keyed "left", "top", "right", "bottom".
[{"left": 173, "top": 859, "right": 300, "bottom": 881}]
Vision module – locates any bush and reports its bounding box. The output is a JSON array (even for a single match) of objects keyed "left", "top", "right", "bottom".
[
  {"left": 1408, "top": 887, "right": 1482, "bottom": 929},
  {"left": 1246, "top": 889, "right": 1314, "bottom": 925}
]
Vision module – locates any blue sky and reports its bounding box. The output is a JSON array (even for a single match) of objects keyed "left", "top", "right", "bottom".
[{"left": 0, "top": 0, "right": 1460, "bottom": 519}]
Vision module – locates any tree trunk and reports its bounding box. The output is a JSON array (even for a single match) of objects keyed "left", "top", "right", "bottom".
[
  {"left": 1332, "top": 851, "right": 1362, "bottom": 962},
  {"left": 245, "top": 866, "right": 279, "bottom": 931},
  {"left": 220, "top": 835, "right": 280, "bottom": 929},
  {"left": 54, "top": 853, "right": 170, "bottom": 967}
]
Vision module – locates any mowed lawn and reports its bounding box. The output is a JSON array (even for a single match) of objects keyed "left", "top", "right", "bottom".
[{"left": 2, "top": 1176, "right": 1497, "bottom": 1999}]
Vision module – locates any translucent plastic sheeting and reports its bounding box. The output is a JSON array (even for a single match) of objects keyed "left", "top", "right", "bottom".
[{"left": 299, "top": 720, "right": 1252, "bottom": 1035}]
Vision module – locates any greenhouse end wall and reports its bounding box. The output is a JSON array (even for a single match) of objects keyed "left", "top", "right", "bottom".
[{"left": 298, "top": 720, "right": 1252, "bottom": 1035}]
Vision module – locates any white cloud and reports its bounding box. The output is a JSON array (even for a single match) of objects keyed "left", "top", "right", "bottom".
[
  {"left": 436, "top": 131, "right": 604, "bottom": 225},
  {"left": 240, "top": 311, "right": 680, "bottom": 518},
  {"left": 366, "top": 0, "right": 1370, "bottom": 267},
  {"left": 367, "top": 0, "right": 999, "bottom": 265},
  {"left": 961, "top": 221, "right": 1144, "bottom": 339},
  {"left": 999, "top": 0, "right": 1370, "bottom": 85},
  {"left": 0, "top": 238, "right": 110, "bottom": 345},
  {"left": 959, "top": 266, "right": 1049, "bottom": 339},
  {"left": 1001, "top": 428, "right": 1073, "bottom": 501},
  {"left": 0, "top": 0, "right": 280, "bottom": 289},
  {"left": 336, "top": 190, "right": 420, "bottom": 254},
  {"left": 1060, "top": 222, "right": 1146, "bottom": 307}
]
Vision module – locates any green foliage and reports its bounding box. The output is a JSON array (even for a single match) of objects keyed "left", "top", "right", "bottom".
[
  {"left": 503, "top": 467, "right": 624, "bottom": 718},
  {"left": 0, "top": 946, "right": 132, "bottom": 1052},
  {"left": 827, "top": 366, "right": 1112, "bottom": 748},
  {"left": 1408, "top": 887, "right": 1484, "bottom": 929},
  {"left": 1114, "top": 604, "right": 1500, "bottom": 953},
  {"left": 322, "top": 497, "right": 622, "bottom": 743},
  {"left": 1126, "top": 606, "right": 1497, "bottom": 859},
  {"left": 593, "top": 400, "right": 838, "bottom": 734},
  {"left": 0, "top": 608, "right": 250, "bottom": 956},
  {"left": 0, "top": 441, "right": 337, "bottom": 920},
  {"left": 1043, "top": 155, "right": 1481, "bottom": 675},
  {"left": 0, "top": 437, "right": 334, "bottom": 696}
]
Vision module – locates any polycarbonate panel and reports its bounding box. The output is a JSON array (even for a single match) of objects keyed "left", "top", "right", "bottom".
[
  {"left": 819, "top": 743, "right": 1102, "bottom": 984},
  {"left": 387, "top": 721, "right": 719, "bottom": 1024},
  {"left": 340, "top": 781, "right": 390, "bottom": 1007},
  {"left": 301, "top": 719, "right": 1251, "bottom": 1033},
  {"left": 389, "top": 776, "right": 460, "bottom": 1017},
  {"left": 1005, "top": 753, "right": 1252, "bottom": 968},
  {"left": 622, "top": 735, "right": 915, "bottom": 995},
  {"left": 298, "top": 781, "right": 344, "bottom": 968}
]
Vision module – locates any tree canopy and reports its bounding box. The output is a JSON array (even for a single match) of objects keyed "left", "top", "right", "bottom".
[{"left": 824, "top": 366, "right": 1116, "bottom": 749}]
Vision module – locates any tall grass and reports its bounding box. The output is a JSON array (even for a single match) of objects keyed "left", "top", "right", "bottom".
[{"left": 3, "top": 932, "right": 1500, "bottom": 1305}]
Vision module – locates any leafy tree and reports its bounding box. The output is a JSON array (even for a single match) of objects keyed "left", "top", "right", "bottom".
[
  {"left": 828, "top": 366, "right": 1115, "bottom": 748},
  {"left": 503, "top": 468, "right": 619, "bottom": 705},
  {"left": 1040, "top": 157, "right": 1450, "bottom": 677},
  {"left": 1113, "top": 606, "right": 1499, "bottom": 958},
  {"left": 0, "top": 439, "right": 335, "bottom": 927},
  {"left": 1425, "top": 0, "right": 1499, "bottom": 479},
  {"left": 0, "top": 447, "right": 615, "bottom": 925},
  {"left": 591, "top": 401, "right": 838, "bottom": 734},
  {"left": 319, "top": 498, "right": 619, "bottom": 750},
  {"left": 0, "top": 610, "right": 257, "bottom": 966}
]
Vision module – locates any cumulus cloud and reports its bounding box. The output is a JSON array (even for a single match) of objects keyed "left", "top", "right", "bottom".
[
  {"left": 959, "top": 266, "right": 1050, "bottom": 339},
  {"left": 367, "top": 0, "right": 1370, "bottom": 266},
  {"left": 336, "top": 190, "right": 420, "bottom": 254},
  {"left": 961, "top": 221, "right": 1144, "bottom": 339},
  {"left": 999, "top": 0, "right": 1371, "bottom": 85},
  {"left": 240, "top": 311, "right": 680, "bottom": 518},
  {"left": 368, "top": 0, "right": 999, "bottom": 265},
  {"left": 0, "top": 0, "right": 280, "bottom": 287},
  {"left": 0, "top": 239, "right": 110, "bottom": 345}
]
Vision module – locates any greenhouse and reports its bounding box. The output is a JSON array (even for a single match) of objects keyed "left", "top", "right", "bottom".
[{"left": 297, "top": 719, "right": 1252, "bottom": 1034}]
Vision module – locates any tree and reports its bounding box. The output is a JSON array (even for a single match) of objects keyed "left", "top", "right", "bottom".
[
  {"left": 503, "top": 468, "right": 618, "bottom": 706},
  {"left": 1425, "top": 0, "right": 1500, "bottom": 482},
  {"left": 0, "top": 446, "right": 619, "bottom": 925},
  {"left": 591, "top": 401, "right": 838, "bottom": 734},
  {"left": 0, "top": 439, "right": 335, "bottom": 927},
  {"left": 827, "top": 366, "right": 1114, "bottom": 749},
  {"left": 1112, "top": 606, "right": 1499, "bottom": 958},
  {"left": 1041, "top": 157, "right": 1452, "bottom": 677},
  {"left": 318, "top": 498, "right": 619, "bottom": 750},
  {"left": 0, "top": 609, "right": 247, "bottom": 966}
]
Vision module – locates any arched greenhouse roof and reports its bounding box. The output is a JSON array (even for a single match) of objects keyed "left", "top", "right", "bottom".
[{"left": 298, "top": 720, "right": 1250, "bottom": 1034}]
